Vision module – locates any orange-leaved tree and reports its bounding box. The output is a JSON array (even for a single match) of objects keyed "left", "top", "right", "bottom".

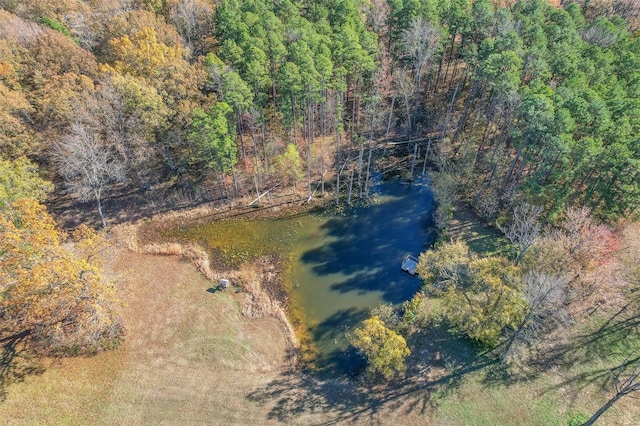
[{"left": 0, "top": 199, "right": 123, "bottom": 355}]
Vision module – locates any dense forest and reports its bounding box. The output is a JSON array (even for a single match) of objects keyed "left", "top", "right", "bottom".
[
  {"left": 1, "top": 0, "right": 640, "bottom": 422},
  {"left": 1, "top": 0, "right": 639, "bottom": 226}
]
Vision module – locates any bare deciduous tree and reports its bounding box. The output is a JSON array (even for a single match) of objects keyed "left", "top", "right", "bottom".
[
  {"left": 54, "top": 122, "right": 125, "bottom": 228},
  {"left": 169, "top": 0, "right": 215, "bottom": 56},
  {"left": 92, "top": 76, "right": 167, "bottom": 189},
  {"left": 364, "top": 0, "right": 389, "bottom": 33},
  {"left": 498, "top": 204, "right": 543, "bottom": 264},
  {"left": 581, "top": 24, "right": 618, "bottom": 48},
  {"left": 401, "top": 18, "right": 440, "bottom": 77},
  {"left": 393, "top": 69, "right": 415, "bottom": 138},
  {"left": 562, "top": 207, "right": 598, "bottom": 257},
  {"left": 502, "top": 272, "right": 571, "bottom": 363},
  {"left": 65, "top": 10, "right": 98, "bottom": 50},
  {"left": 401, "top": 17, "right": 440, "bottom": 135}
]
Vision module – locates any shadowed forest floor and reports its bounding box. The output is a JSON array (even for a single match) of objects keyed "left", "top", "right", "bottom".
[{"left": 447, "top": 202, "right": 510, "bottom": 257}]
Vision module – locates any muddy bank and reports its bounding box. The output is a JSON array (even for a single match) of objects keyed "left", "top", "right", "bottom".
[{"left": 111, "top": 199, "right": 322, "bottom": 366}]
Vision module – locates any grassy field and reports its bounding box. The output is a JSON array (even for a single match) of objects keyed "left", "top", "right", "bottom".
[
  {"left": 421, "top": 202, "right": 640, "bottom": 425},
  {"left": 1, "top": 216, "right": 639, "bottom": 424},
  {"left": 0, "top": 250, "right": 291, "bottom": 425}
]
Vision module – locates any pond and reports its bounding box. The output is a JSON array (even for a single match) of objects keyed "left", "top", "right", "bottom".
[{"left": 171, "top": 176, "right": 436, "bottom": 378}]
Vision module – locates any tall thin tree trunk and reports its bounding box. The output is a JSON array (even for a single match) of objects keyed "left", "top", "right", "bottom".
[
  {"left": 320, "top": 88, "right": 326, "bottom": 136},
  {"left": 503, "top": 141, "right": 524, "bottom": 191},
  {"left": 217, "top": 158, "right": 229, "bottom": 198},
  {"left": 478, "top": 103, "right": 498, "bottom": 156},
  {"left": 254, "top": 172, "right": 260, "bottom": 199},
  {"left": 443, "top": 36, "right": 456, "bottom": 88},
  {"left": 321, "top": 156, "right": 325, "bottom": 197},
  {"left": 364, "top": 147, "right": 372, "bottom": 198},
  {"left": 261, "top": 113, "right": 269, "bottom": 179},
  {"left": 357, "top": 146, "right": 364, "bottom": 197},
  {"left": 410, "top": 143, "right": 418, "bottom": 182},
  {"left": 351, "top": 69, "right": 359, "bottom": 143},
  {"left": 412, "top": 72, "right": 422, "bottom": 135},
  {"left": 94, "top": 186, "right": 106, "bottom": 229},
  {"left": 433, "top": 50, "right": 446, "bottom": 93},
  {"left": 229, "top": 150, "right": 238, "bottom": 195},
  {"left": 348, "top": 168, "right": 354, "bottom": 205},
  {"left": 423, "top": 70, "right": 432, "bottom": 105},
  {"left": 453, "top": 80, "right": 479, "bottom": 144},
  {"left": 422, "top": 143, "right": 429, "bottom": 176},
  {"left": 450, "top": 58, "right": 461, "bottom": 90},
  {"left": 404, "top": 91, "right": 412, "bottom": 141},
  {"left": 467, "top": 83, "right": 487, "bottom": 139},
  {"left": 386, "top": 97, "right": 395, "bottom": 141},
  {"left": 237, "top": 109, "right": 246, "bottom": 160},
  {"left": 292, "top": 92, "right": 297, "bottom": 143},
  {"left": 272, "top": 76, "right": 278, "bottom": 111},
  {"left": 336, "top": 164, "right": 341, "bottom": 205},
  {"left": 441, "top": 82, "right": 460, "bottom": 142},
  {"left": 307, "top": 96, "right": 312, "bottom": 198},
  {"left": 336, "top": 91, "right": 343, "bottom": 160}
]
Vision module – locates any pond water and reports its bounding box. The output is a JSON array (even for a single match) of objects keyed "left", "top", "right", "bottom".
[{"left": 171, "top": 177, "right": 436, "bottom": 377}]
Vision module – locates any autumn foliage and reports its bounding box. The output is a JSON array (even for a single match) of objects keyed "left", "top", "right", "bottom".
[
  {"left": 0, "top": 199, "right": 123, "bottom": 355},
  {"left": 352, "top": 315, "right": 410, "bottom": 380}
]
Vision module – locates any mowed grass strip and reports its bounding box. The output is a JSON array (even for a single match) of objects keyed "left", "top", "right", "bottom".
[{"left": 447, "top": 202, "right": 510, "bottom": 257}]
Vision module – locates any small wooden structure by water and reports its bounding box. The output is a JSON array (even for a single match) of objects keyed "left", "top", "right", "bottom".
[{"left": 401, "top": 255, "right": 419, "bottom": 275}]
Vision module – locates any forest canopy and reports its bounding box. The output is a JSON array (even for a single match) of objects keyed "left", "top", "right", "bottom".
[{"left": 0, "top": 0, "right": 638, "bottom": 226}]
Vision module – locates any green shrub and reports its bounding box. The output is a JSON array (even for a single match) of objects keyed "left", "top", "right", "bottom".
[{"left": 39, "top": 17, "right": 73, "bottom": 38}]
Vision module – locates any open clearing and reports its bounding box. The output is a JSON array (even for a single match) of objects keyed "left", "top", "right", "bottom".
[
  {"left": 1, "top": 249, "right": 291, "bottom": 425},
  {"left": 1, "top": 222, "right": 639, "bottom": 425},
  {"left": 447, "top": 202, "right": 510, "bottom": 257}
]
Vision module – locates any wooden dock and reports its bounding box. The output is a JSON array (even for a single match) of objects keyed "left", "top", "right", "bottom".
[{"left": 401, "top": 255, "right": 419, "bottom": 275}]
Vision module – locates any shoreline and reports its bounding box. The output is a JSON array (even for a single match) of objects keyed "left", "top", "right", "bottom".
[{"left": 109, "top": 196, "right": 331, "bottom": 369}]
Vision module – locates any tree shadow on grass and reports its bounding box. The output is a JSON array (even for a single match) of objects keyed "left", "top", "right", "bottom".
[
  {"left": 478, "top": 302, "right": 640, "bottom": 407},
  {"left": 246, "top": 364, "right": 493, "bottom": 424},
  {"left": 535, "top": 304, "right": 640, "bottom": 400},
  {"left": 0, "top": 331, "right": 45, "bottom": 402},
  {"left": 249, "top": 303, "right": 640, "bottom": 423},
  {"left": 247, "top": 318, "right": 496, "bottom": 424}
]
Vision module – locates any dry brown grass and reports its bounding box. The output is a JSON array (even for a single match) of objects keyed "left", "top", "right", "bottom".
[
  {"left": 109, "top": 219, "right": 299, "bottom": 357},
  {"left": 0, "top": 247, "right": 294, "bottom": 424}
]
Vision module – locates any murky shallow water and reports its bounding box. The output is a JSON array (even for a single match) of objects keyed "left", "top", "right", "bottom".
[{"left": 171, "top": 177, "right": 436, "bottom": 377}]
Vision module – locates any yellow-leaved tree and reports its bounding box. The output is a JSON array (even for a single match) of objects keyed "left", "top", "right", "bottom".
[
  {"left": 0, "top": 199, "right": 123, "bottom": 355},
  {"left": 101, "top": 26, "right": 206, "bottom": 115},
  {"left": 352, "top": 315, "right": 410, "bottom": 380},
  {"left": 0, "top": 156, "right": 53, "bottom": 209},
  {"left": 274, "top": 144, "right": 304, "bottom": 195}
]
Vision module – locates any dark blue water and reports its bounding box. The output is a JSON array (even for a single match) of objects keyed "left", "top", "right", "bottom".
[{"left": 289, "top": 177, "right": 436, "bottom": 377}]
